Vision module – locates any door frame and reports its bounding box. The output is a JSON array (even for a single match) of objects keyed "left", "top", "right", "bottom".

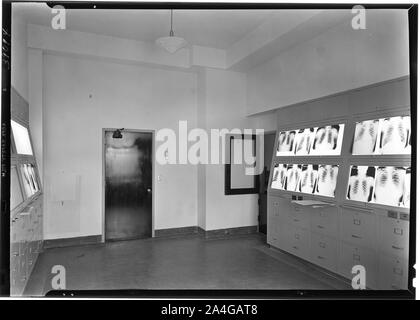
[{"left": 101, "top": 128, "right": 156, "bottom": 242}]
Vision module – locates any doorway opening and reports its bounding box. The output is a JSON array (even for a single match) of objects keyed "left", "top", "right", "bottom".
[{"left": 103, "top": 129, "right": 154, "bottom": 241}]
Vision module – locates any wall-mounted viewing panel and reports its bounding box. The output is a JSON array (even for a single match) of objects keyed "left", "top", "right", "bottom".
[
  {"left": 352, "top": 116, "right": 411, "bottom": 155},
  {"left": 11, "top": 166, "right": 24, "bottom": 210},
  {"left": 271, "top": 163, "right": 339, "bottom": 197},
  {"left": 346, "top": 165, "right": 410, "bottom": 208},
  {"left": 19, "top": 164, "right": 40, "bottom": 198},
  {"left": 11, "top": 120, "right": 33, "bottom": 155},
  {"left": 276, "top": 123, "right": 345, "bottom": 156}
]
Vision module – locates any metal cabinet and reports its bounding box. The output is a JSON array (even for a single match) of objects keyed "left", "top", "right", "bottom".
[{"left": 10, "top": 196, "right": 43, "bottom": 296}]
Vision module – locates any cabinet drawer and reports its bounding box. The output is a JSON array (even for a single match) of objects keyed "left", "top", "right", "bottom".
[
  {"left": 310, "top": 205, "right": 339, "bottom": 237},
  {"left": 286, "top": 204, "right": 310, "bottom": 229},
  {"left": 378, "top": 215, "right": 409, "bottom": 260},
  {"left": 340, "top": 207, "right": 376, "bottom": 248},
  {"left": 378, "top": 254, "right": 408, "bottom": 290},
  {"left": 310, "top": 233, "right": 338, "bottom": 272},
  {"left": 284, "top": 226, "right": 310, "bottom": 259},
  {"left": 338, "top": 242, "right": 377, "bottom": 288}
]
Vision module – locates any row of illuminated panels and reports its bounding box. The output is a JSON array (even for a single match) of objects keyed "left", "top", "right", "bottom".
[
  {"left": 10, "top": 119, "right": 42, "bottom": 213},
  {"left": 271, "top": 163, "right": 410, "bottom": 208},
  {"left": 276, "top": 116, "right": 411, "bottom": 156}
]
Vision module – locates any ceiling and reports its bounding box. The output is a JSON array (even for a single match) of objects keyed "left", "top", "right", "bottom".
[{"left": 13, "top": 3, "right": 278, "bottom": 49}]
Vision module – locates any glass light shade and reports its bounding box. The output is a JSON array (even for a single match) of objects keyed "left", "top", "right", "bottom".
[{"left": 155, "top": 36, "right": 187, "bottom": 53}]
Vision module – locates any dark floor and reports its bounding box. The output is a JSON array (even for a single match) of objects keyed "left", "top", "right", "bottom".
[{"left": 24, "top": 233, "right": 351, "bottom": 296}]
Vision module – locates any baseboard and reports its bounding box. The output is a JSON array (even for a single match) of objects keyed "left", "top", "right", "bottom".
[
  {"left": 154, "top": 226, "right": 200, "bottom": 238},
  {"left": 200, "top": 226, "right": 258, "bottom": 239},
  {"left": 154, "top": 225, "right": 258, "bottom": 239},
  {"left": 44, "top": 235, "right": 102, "bottom": 249}
]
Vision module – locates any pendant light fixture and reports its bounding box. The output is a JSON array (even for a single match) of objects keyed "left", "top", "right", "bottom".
[{"left": 155, "top": 10, "right": 187, "bottom": 53}]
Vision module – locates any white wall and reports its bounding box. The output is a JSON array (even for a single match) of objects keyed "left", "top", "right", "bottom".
[
  {"left": 200, "top": 68, "right": 276, "bottom": 231},
  {"left": 246, "top": 10, "right": 410, "bottom": 114},
  {"left": 11, "top": 16, "right": 28, "bottom": 100},
  {"left": 43, "top": 53, "right": 198, "bottom": 239}
]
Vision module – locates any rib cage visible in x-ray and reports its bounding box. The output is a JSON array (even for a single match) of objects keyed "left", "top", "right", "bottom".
[
  {"left": 347, "top": 166, "right": 375, "bottom": 202},
  {"left": 277, "top": 131, "right": 296, "bottom": 155},
  {"left": 315, "top": 165, "right": 338, "bottom": 197},
  {"left": 299, "top": 164, "right": 318, "bottom": 194},
  {"left": 374, "top": 166, "right": 406, "bottom": 207},
  {"left": 311, "top": 125, "right": 340, "bottom": 155},
  {"left": 271, "top": 164, "right": 287, "bottom": 190},
  {"left": 352, "top": 120, "right": 379, "bottom": 155},
  {"left": 285, "top": 164, "right": 301, "bottom": 191},
  {"left": 294, "top": 128, "right": 315, "bottom": 155},
  {"left": 379, "top": 116, "right": 410, "bottom": 154}
]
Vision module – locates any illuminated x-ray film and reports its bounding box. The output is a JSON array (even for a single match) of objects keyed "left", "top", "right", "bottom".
[
  {"left": 271, "top": 163, "right": 338, "bottom": 198},
  {"left": 351, "top": 116, "right": 411, "bottom": 155},
  {"left": 276, "top": 124, "right": 344, "bottom": 156},
  {"left": 285, "top": 164, "right": 302, "bottom": 191},
  {"left": 346, "top": 165, "right": 376, "bottom": 202},
  {"left": 271, "top": 164, "right": 287, "bottom": 190},
  {"left": 310, "top": 124, "right": 345, "bottom": 156},
  {"left": 299, "top": 164, "right": 318, "bottom": 194},
  {"left": 315, "top": 165, "right": 339, "bottom": 197},
  {"left": 19, "top": 164, "right": 40, "bottom": 198},
  {"left": 276, "top": 131, "right": 296, "bottom": 156},
  {"left": 294, "top": 128, "right": 315, "bottom": 155},
  {"left": 346, "top": 165, "right": 411, "bottom": 208},
  {"left": 374, "top": 166, "right": 409, "bottom": 208}
]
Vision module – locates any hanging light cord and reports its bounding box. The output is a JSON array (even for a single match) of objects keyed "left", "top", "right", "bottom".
[{"left": 169, "top": 10, "right": 174, "bottom": 37}]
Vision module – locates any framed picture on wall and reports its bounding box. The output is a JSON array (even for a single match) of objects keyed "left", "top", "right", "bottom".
[{"left": 225, "top": 134, "right": 259, "bottom": 195}]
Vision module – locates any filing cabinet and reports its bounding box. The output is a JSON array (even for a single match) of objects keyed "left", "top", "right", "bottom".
[
  {"left": 284, "top": 226, "right": 310, "bottom": 260},
  {"left": 340, "top": 206, "right": 377, "bottom": 249},
  {"left": 378, "top": 210, "right": 409, "bottom": 260},
  {"left": 377, "top": 254, "right": 408, "bottom": 290},
  {"left": 338, "top": 241, "right": 378, "bottom": 289},
  {"left": 286, "top": 203, "right": 310, "bottom": 230},
  {"left": 310, "top": 205, "right": 339, "bottom": 238},
  {"left": 310, "top": 232, "right": 338, "bottom": 272},
  {"left": 10, "top": 196, "right": 44, "bottom": 296}
]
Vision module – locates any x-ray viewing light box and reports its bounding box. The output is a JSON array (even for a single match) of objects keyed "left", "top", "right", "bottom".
[
  {"left": 11, "top": 120, "right": 33, "bottom": 155},
  {"left": 352, "top": 116, "right": 411, "bottom": 155},
  {"left": 346, "top": 165, "right": 410, "bottom": 208},
  {"left": 276, "top": 123, "right": 345, "bottom": 156},
  {"left": 271, "top": 163, "right": 339, "bottom": 198}
]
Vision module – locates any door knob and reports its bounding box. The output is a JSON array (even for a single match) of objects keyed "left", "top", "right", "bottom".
[{"left": 147, "top": 188, "right": 152, "bottom": 193}]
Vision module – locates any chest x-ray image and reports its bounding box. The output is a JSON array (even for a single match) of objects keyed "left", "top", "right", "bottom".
[
  {"left": 284, "top": 164, "right": 302, "bottom": 191},
  {"left": 352, "top": 120, "right": 380, "bottom": 155},
  {"left": 299, "top": 164, "right": 318, "bottom": 194},
  {"left": 310, "top": 124, "right": 344, "bottom": 155},
  {"left": 346, "top": 166, "right": 376, "bottom": 202},
  {"left": 294, "top": 128, "right": 315, "bottom": 155},
  {"left": 315, "top": 165, "right": 339, "bottom": 197},
  {"left": 379, "top": 116, "right": 411, "bottom": 154},
  {"left": 403, "top": 167, "right": 411, "bottom": 208},
  {"left": 374, "top": 166, "right": 406, "bottom": 207},
  {"left": 276, "top": 130, "right": 296, "bottom": 156},
  {"left": 271, "top": 164, "right": 287, "bottom": 190}
]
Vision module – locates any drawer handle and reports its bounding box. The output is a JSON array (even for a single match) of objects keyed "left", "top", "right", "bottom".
[
  {"left": 393, "top": 228, "right": 403, "bottom": 235},
  {"left": 353, "top": 254, "right": 361, "bottom": 261},
  {"left": 353, "top": 219, "right": 361, "bottom": 226},
  {"left": 21, "top": 277, "right": 27, "bottom": 282},
  {"left": 12, "top": 252, "right": 19, "bottom": 257},
  {"left": 294, "top": 234, "right": 300, "bottom": 240},
  {"left": 393, "top": 267, "right": 403, "bottom": 275},
  {"left": 351, "top": 234, "right": 362, "bottom": 239},
  {"left": 317, "top": 255, "right": 325, "bottom": 260},
  {"left": 392, "top": 245, "right": 404, "bottom": 250},
  {"left": 319, "top": 242, "right": 326, "bottom": 248},
  {"left": 293, "top": 218, "right": 300, "bottom": 222},
  {"left": 317, "top": 225, "right": 325, "bottom": 229},
  {"left": 293, "top": 246, "right": 299, "bottom": 250}
]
